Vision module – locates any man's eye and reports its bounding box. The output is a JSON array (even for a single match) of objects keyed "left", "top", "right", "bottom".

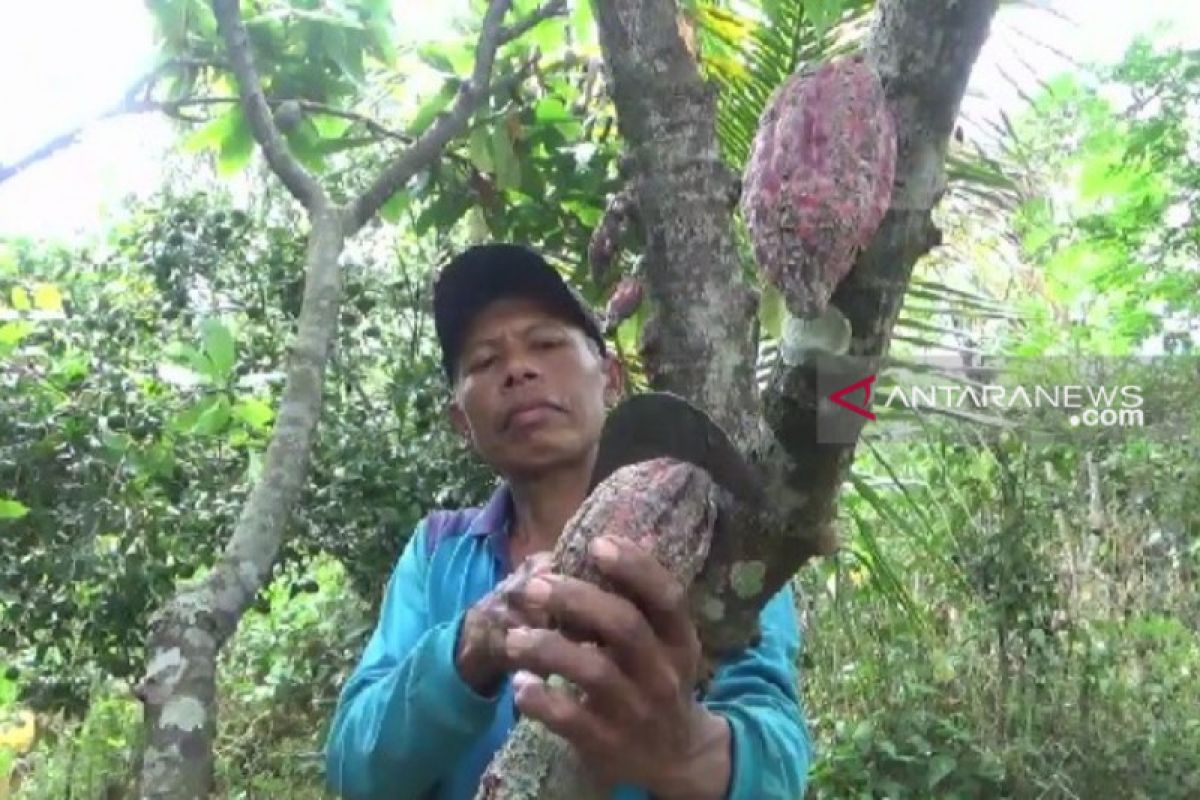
[
  {"left": 469, "top": 355, "right": 496, "bottom": 372},
  {"left": 533, "top": 338, "right": 563, "bottom": 350}
]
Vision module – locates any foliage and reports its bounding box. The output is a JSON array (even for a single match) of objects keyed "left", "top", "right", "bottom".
[
  {"left": 1009, "top": 35, "right": 1200, "bottom": 356},
  {"left": 0, "top": 181, "right": 493, "bottom": 714}
]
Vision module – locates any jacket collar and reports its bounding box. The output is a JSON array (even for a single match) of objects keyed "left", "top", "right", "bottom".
[{"left": 466, "top": 483, "right": 515, "bottom": 573}]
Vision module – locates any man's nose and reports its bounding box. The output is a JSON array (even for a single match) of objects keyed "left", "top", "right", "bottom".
[{"left": 502, "top": 353, "right": 541, "bottom": 387}]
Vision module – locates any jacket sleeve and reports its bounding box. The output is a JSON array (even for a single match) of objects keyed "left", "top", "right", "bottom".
[
  {"left": 701, "top": 582, "right": 814, "bottom": 800},
  {"left": 324, "top": 520, "right": 502, "bottom": 799}
]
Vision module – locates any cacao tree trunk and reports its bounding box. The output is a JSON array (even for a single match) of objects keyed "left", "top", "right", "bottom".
[{"left": 478, "top": 0, "right": 1001, "bottom": 792}]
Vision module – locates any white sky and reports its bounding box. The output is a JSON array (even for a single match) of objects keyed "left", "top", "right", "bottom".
[{"left": 1, "top": 0, "right": 1198, "bottom": 241}]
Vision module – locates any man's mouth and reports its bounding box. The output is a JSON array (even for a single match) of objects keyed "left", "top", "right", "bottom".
[{"left": 504, "top": 400, "right": 563, "bottom": 430}]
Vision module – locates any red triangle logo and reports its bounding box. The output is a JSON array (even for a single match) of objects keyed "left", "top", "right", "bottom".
[{"left": 829, "top": 374, "right": 877, "bottom": 421}]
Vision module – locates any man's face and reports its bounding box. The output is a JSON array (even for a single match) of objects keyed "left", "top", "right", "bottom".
[{"left": 449, "top": 296, "right": 621, "bottom": 479}]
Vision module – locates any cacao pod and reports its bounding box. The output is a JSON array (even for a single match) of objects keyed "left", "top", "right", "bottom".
[
  {"left": 740, "top": 55, "right": 896, "bottom": 319},
  {"left": 603, "top": 276, "right": 643, "bottom": 334},
  {"left": 476, "top": 458, "right": 718, "bottom": 800},
  {"left": 587, "top": 189, "right": 634, "bottom": 285}
]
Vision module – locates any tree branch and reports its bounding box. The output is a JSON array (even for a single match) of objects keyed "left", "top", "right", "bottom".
[
  {"left": 0, "top": 59, "right": 216, "bottom": 186},
  {"left": 343, "top": 0, "right": 566, "bottom": 234},
  {"left": 212, "top": 0, "right": 326, "bottom": 212}
]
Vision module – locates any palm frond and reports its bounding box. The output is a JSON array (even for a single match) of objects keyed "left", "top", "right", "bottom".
[{"left": 694, "top": 0, "right": 876, "bottom": 168}]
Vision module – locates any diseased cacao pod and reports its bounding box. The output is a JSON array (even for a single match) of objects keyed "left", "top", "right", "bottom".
[
  {"left": 740, "top": 55, "right": 896, "bottom": 319},
  {"left": 476, "top": 458, "right": 718, "bottom": 800},
  {"left": 587, "top": 188, "right": 635, "bottom": 285},
  {"left": 603, "top": 276, "right": 643, "bottom": 334}
]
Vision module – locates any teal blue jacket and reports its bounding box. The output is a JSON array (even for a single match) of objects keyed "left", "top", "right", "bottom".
[{"left": 323, "top": 484, "right": 812, "bottom": 799}]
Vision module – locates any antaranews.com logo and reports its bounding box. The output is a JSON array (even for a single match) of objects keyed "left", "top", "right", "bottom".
[{"left": 813, "top": 354, "right": 1179, "bottom": 445}]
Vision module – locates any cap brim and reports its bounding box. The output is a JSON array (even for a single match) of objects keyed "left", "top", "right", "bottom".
[{"left": 433, "top": 244, "right": 605, "bottom": 380}]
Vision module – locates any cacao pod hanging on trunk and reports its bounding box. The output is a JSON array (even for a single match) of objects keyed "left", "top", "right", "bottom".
[
  {"left": 603, "top": 276, "right": 643, "bottom": 334},
  {"left": 740, "top": 55, "right": 897, "bottom": 319}
]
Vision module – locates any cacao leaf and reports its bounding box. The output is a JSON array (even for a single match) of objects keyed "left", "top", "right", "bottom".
[
  {"left": 10, "top": 287, "right": 31, "bottom": 311},
  {"left": 218, "top": 110, "right": 255, "bottom": 176},
  {"left": 468, "top": 126, "right": 495, "bottom": 173},
  {"left": 192, "top": 395, "right": 232, "bottom": 436},
  {"left": 32, "top": 284, "right": 63, "bottom": 313},
  {"left": 381, "top": 190, "right": 411, "bottom": 223},
  {"left": 0, "top": 498, "right": 29, "bottom": 520},
  {"left": 407, "top": 80, "right": 458, "bottom": 137},
  {"left": 233, "top": 397, "right": 275, "bottom": 430},
  {"left": 492, "top": 126, "right": 521, "bottom": 191},
  {"left": 201, "top": 318, "right": 236, "bottom": 380}
]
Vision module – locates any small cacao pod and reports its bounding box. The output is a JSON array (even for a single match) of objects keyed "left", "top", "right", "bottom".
[
  {"left": 740, "top": 55, "right": 896, "bottom": 319},
  {"left": 603, "top": 276, "right": 643, "bottom": 334},
  {"left": 587, "top": 189, "right": 634, "bottom": 285}
]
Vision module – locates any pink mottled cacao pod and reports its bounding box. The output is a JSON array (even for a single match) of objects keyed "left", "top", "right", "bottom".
[{"left": 740, "top": 55, "right": 896, "bottom": 318}]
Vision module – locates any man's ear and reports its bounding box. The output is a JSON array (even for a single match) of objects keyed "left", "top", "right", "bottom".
[{"left": 447, "top": 395, "right": 471, "bottom": 440}]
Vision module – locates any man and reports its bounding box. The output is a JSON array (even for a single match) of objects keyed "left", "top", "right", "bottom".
[{"left": 324, "top": 243, "right": 812, "bottom": 799}]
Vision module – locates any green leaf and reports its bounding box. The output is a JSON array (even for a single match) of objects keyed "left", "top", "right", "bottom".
[
  {"left": 312, "top": 113, "right": 354, "bottom": 139},
  {"left": 407, "top": 81, "right": 458, "bottom": 137},
  {"left": 758, "top": 283, "right": 785, "bottom": 340},
  {"left": 416, "top": 44, "right": 459, "bottom": 77},
  {"left": 193, "top": 395, "right": 232, "bottom": 436},
  {"left": 233, "top": 397, "right": 275, "bottom": 430},
  {"left": 201, "top": 318, "right": 236, "bottom": 379},
  {"left": 325, "top": 28, "right": 366, "bottom": 83},
  {"left": 366, "top": 17, "right": 398, "bottom": 65},
  {"left": 468, "top": 126, "right": 495, "bottom": 173},
  {"left": 492, "top": 126, "right": 521, "bottom": 190},
  {"left": 381, "top": 190, "right": 411, "bottom": 223},
  {"left": 570, "top": 0, "right": 596, "bottom": 48},
  {"left": 0, "top": 321, "right": 33, "bottom": 358},
  {"left": 220, "top": 119, "right": 255, "bottom": 176},
  {"left": 523, "top": 16, "right": 566, "bottom": 54},
  {"left": 0, "top": 498, "right": 29, "bottom": 520},
  {"left": 927, "top": 753, "right": 957, "bottom": 789},
  {"left": 9, "top": 287, "right": 30, "bottom": 311},
  {"left": 182, "top": 106, "right": 239, "bottom": 153},
  {"left": 287, "top": 118, "right": 328, "bottom": 173}
]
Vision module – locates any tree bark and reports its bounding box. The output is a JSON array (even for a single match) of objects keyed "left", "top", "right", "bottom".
[
  {"left": 605, "top": 0, "right": 998, "bottom": 656},
  {"left": 136, "top": 0, "right": 565, "bottom": 795}
]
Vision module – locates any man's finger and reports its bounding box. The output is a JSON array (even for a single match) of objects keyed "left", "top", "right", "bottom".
[
  {"left": 504, "top": 627, "right": 651, "bottom": 726},
  {"left": 511, "top": 671, "right": 623, "bottom": 759},
  {"left": 588, "top": 535, "right": 694, "bottom": 648},
  {"left": 516, "top": 574, "right": 667, "bottom": 680}
]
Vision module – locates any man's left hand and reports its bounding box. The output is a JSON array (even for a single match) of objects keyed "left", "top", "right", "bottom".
[{"left": 505, "top": 534, "right": 731, "bottom": 799}]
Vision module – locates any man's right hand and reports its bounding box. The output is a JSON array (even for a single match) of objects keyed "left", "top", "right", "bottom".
[{"left": 455, "top": 552, "right": 555, "bottom": 696}]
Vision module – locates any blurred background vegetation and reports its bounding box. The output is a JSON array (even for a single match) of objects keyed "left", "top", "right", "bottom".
[{"left": 1, "top": 0, "right": 1197, "bottom": 797}]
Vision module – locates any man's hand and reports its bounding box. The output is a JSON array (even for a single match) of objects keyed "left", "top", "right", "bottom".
[
  {"left": 503, "top": 535, "right": 732, "bottom": 800},
  {"left": 456, "top": 551, "right": 556, "bottom": 696}
]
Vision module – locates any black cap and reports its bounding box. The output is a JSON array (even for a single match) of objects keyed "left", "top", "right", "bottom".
[{"left": 433, "top": 243, "right": 606, "bottom": 381}]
